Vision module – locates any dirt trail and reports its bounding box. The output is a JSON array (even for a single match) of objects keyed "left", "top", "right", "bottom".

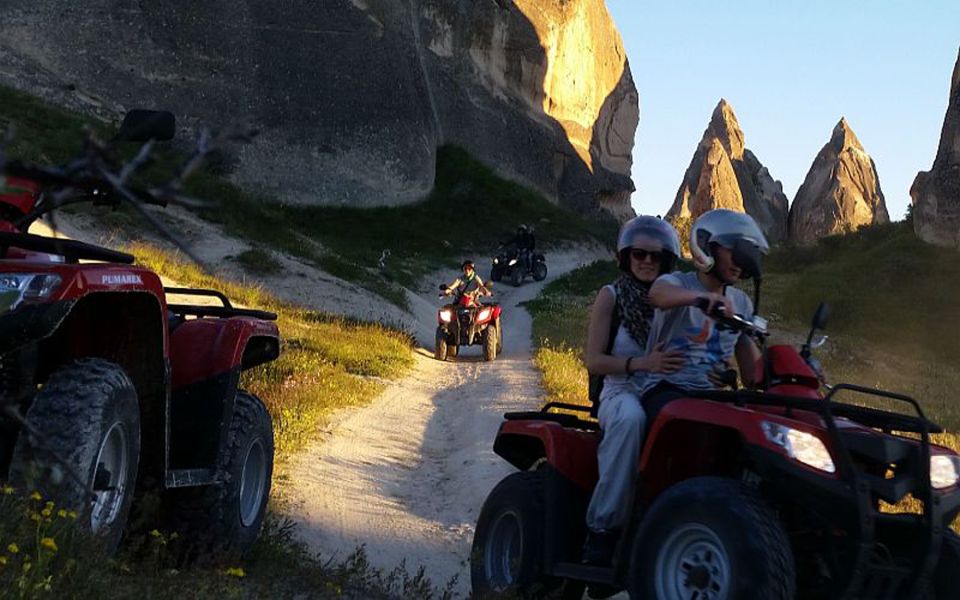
[{"left": 286, "top": 252, "right": 600, "bottom": 596}]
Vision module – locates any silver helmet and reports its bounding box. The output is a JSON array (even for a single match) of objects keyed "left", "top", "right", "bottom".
[
  {"left": 617, "top": 216, "right": 681, "bottom": 256},
  {"left": 690, "top": 209, "right": 769, "bottom": 279}
]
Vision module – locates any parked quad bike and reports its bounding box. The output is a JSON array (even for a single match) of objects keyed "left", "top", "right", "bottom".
[
  {"left": 0, "top": 111, "right": 279, "bottom": 557},
  {"left": 490, "top": 248, "right": 547, "bottom": 287},
  {"left": 472, "top": 301, "right": 960, "bottom": 599},
  {"left": 435, "top": 284, "right": 502, "bottom": 362}
]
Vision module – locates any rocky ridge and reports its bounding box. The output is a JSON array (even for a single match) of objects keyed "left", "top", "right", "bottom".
[
  {"left": 788, "top": 118, "right": 889, "bottom": 244},
  {"left": 666, "top": 99, "right": 789, "bottom": 242},
  {"left": 911, "top": 47, "right": 960, "bottom": 247}
]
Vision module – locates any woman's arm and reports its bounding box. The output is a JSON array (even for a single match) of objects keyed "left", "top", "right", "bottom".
[{"left": 584, "top": 287, "right": 683, "bottom": 376}]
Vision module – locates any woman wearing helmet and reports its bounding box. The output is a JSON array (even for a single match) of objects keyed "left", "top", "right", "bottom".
[
  {"left": 581, "top": 216, "right": 684, "bottom": 566},
  {"left": 640, "top": 209, "right": 770, "bottom": 414}
]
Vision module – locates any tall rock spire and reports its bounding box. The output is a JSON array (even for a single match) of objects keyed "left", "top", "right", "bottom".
[
  {"left": 911, "top": 47, "right": 960, "bottom": 247},
  {"left": 788, "top": 118, "right": 890, "bottom": 244},
  {"left": 666, "top": 99, "right": 788, "bottom": 242}
]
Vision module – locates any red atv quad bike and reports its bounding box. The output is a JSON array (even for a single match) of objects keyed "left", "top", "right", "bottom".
[
  {"left": 471, "top": 301, "right": 960, "bottom": 599},
  {"left": 0, "top": 111, "right": 279, "bottom": 555},
  {"left": 435, "top": 284, "right": 502, "bottom": 362}
]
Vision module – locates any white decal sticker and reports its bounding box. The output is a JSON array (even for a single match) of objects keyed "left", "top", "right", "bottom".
[{"left": 101, "top": 274, "right": 143, "bottom": 285}]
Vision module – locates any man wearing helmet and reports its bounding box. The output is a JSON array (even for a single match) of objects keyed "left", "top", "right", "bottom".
[
  {"left": 580, "top": 216, "right": 685, "bottom": 568},
  {"left": 641, "top": 209, "right": 770, "bottom": 413}
]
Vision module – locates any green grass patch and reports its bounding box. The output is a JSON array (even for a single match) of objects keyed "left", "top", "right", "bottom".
[
  {"left": 130, "top": 242, "right": 413, "bottom": 458},
  {"left": 525, "top": 260, "right": 618, "bottom": 408},
  {"left": 234, "top": 247, "right": 282, "bottom": 275}
]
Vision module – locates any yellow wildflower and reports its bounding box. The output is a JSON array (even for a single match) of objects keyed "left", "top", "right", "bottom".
[
  {"left": 44, "top": 501, "right": 54, "bottom": 510},
  {"left": 7, "top": 543, "right": 18, "bottom": 554},
  {"left": 224, "top": 567, "right": 246, "bottom": 578},
  {"left": 40, "top": 537, "right": 57, "bottom": 553},
  {"left": 29, "top": 491, "right": 41, "bottom": 501},
  {"left": 67, "top": 511, "right": 77, "bottom": 520},
  {"left": 0, "top": 556, "right": 6, "bottom": 566},
  {"left": 1, "top": 486, "right": 13, "bottom": 495},
  {"left": 149, "top": 529, "right": 162, "bottom": 538},
  {"left": 57, "top": 509, "right": 67, "bottom": 518},
  {"left": 29, "top": 513, "right": 40, "bottom": 522},
  {"left": 41, "top": 508, "right": 52, "bottom": 518}
]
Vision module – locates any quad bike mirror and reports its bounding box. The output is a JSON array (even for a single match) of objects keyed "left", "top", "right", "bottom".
[
  {"left": 113, "top": 110, "right": 176, "bottom": 142},
  {"left": 811, "top": 302, "right": 831, "bottom": 331},
  {"left": 802, "top": 302, "right": 831, "bottom": 359}
]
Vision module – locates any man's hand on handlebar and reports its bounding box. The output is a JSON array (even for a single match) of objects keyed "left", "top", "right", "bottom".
[{"left": 695, "top": 293, "right": 735, "bottom": 318}]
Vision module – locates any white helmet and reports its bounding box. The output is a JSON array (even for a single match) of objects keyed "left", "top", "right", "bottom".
[
  {"left": 617, "top": 216, "right": 681, "bottom": 255},
  {"left": 616, "top": 216, "right": 681, "bottom": 273},
  {"left": 690, "top": 209, "right": 769, "bottom": 279}
]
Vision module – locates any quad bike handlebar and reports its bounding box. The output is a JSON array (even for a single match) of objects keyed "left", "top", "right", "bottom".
[{"left": 694, "top": 296, "right": 769, "bottom": 340}]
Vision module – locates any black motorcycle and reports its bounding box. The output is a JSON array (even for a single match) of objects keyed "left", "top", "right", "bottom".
[{"left": 490, "top": 247, "right": 547, "bottom": 286}]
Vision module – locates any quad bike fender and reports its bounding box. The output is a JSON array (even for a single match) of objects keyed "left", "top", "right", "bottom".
[
  {"left": 640, "top": 398, "right": 841, "bottom": 499},
  {"left": 170, "top": 317, "right": 279, "bottom": 389},
  {"left": 167, "top": 317, "right": 278, "bottom": 473},
  {"left": 494, "top": 420, "right": 598, "bottom": 492}
]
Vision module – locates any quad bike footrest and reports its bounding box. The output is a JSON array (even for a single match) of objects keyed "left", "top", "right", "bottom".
[
  {"left": 550, "top": 562, "right": 616, "bottom": 585},
  {"left": 165, "top": 468, "right": 219, "bottom": 488}
]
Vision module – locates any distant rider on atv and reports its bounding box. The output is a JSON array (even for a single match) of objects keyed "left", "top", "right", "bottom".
[
  {"left": 502, "top": 224, "right": 536, "bottom": 274},
  {"left": 581, "top": 216, "right": 684, "bottom": 567}
]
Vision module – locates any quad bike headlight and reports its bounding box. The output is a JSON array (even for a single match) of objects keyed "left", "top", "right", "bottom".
[
  {"left": 508, "top": 258, "right": 518, "bottom": 266},
  {"left": 762, "top": 421, "right": 836, "bottom": 474},
  {"left": 493, "top": 257, "right": 499, "bottom": 264},
  {"left": 930, "top": 455, "right": 960, "bottom": 489},
  {"left": 0, "top": 273, "right": 62, "bottom": 314},
  {"left": 478, "top": 308, "right": 491, "bottom": 321},
  {"left": 439, "top": 309, "right": 453, "bottom": 323}
]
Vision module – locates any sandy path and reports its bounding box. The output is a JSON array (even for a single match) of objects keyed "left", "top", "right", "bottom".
[{"left": 286, "top": 252, "right": 600, "bottom": 596}]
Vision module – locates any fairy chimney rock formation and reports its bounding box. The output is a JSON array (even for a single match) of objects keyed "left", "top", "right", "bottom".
[
  {"left": 667, "top": 99, "right": 788, "bottom": 242},
  {"left": 911, "top": 47, "right": 960, "bottom": 247},
  {"left": 788, "top": 118, "right": 890, "bottom": 244}
]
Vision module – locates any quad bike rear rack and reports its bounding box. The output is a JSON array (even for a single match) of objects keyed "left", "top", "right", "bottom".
[
  {"left": 513, "top": 386, "right": 957, "bottom": 598},
  {"left": 164, "top": 287, "right": 278, "bottom": 321}
]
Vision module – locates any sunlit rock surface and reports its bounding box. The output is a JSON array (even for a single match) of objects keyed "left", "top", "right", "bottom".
[
  {"left": 789, "top": 118, "right": 890, "bottom": 244},
  {"left": 911, "top": 47, "right": 960, "bottom": 247},
  {"left": 667, "top": 100, "right": 788, "bottom": 242},
  {"left": 0, "top": 0, "right": 638, "bottom": 216}
]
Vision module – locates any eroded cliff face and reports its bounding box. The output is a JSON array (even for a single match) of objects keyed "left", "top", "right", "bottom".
[
  {"left": 911, "top": 47, "right": 960, "bottom": 247},
  {"left": 666, "top": 100, "right": 788, "bottom": 242},
  {"left": 788, "top": 119, "right": 890, "bottom": 244},
  {"left": 0, "top": 0, "right": 638, "bottom": 216}
]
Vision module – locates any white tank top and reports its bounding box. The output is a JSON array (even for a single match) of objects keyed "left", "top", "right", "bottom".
[{"left": 600, "top": 284, "right": 646, "bottom": 398}]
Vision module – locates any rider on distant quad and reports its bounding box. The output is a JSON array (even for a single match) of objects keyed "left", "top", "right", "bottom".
[{"left": 502, "top": 225, "right": 536, "bottom": 273}]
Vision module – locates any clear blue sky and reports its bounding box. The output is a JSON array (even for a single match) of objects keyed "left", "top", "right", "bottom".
[{"left": 607, "top": 1, "right": 960, "bottom": 220}]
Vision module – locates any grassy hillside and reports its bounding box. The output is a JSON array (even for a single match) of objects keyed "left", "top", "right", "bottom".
[{"left": 0, "top": 85, "right": 616, "bottom": 307}]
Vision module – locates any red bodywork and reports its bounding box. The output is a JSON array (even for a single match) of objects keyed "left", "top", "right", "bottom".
[
  {"left": 494, "top": 344, "right": 958, "bottom": 498},
  {"left": 1, "top": 188, "right": 280, "bottom": 487},
  {"left": 0, "top": 176, "right": 40, "bottom": 216}
]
